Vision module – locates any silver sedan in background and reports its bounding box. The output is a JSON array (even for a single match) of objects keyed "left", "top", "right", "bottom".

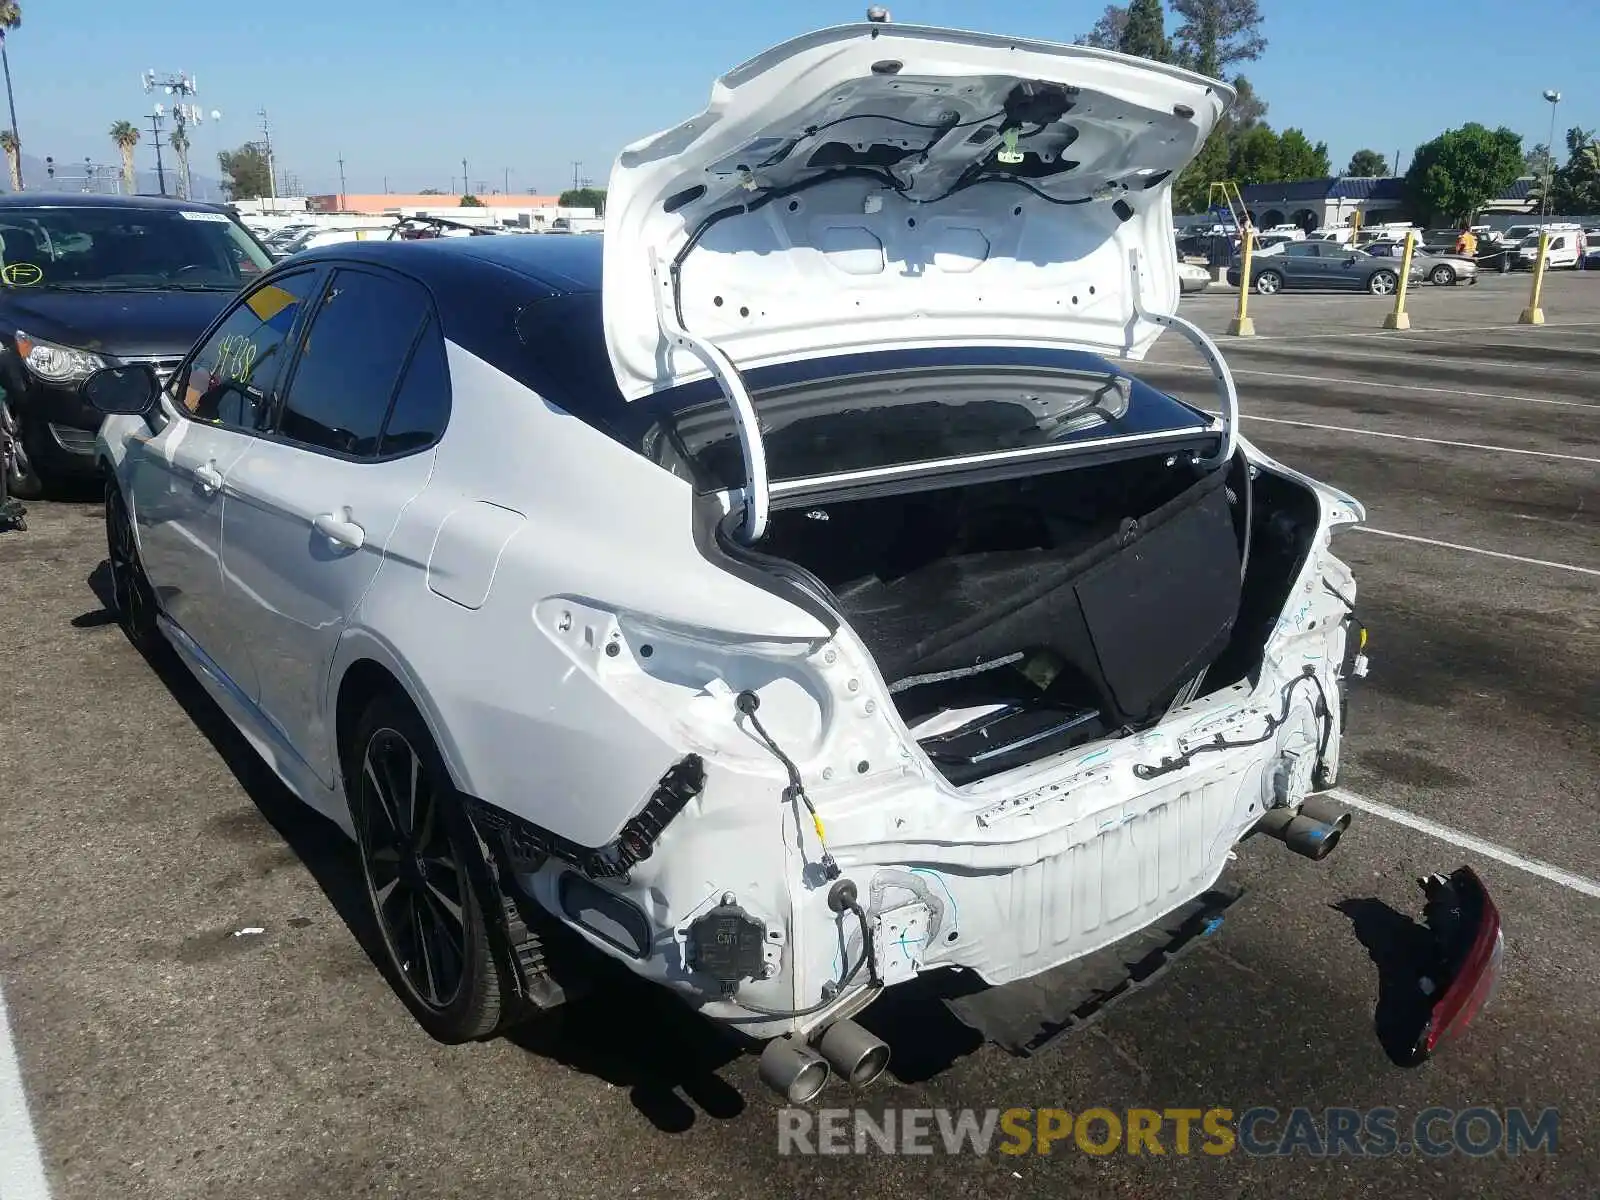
[{"left": 1365, "top": 239, "right": 1478, "bottom": 286}]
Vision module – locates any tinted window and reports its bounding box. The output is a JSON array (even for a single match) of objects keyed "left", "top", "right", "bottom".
[
  {"left": 176, "top": 269, "right": 319, "bottom": 429},
  {"left": 1283, "top": 243, "right": 1317, "bottom": 257},
  {"left": 275, "top": 268, "right": 429, "bottom": 456},
  {"left": 378, "top": 318, "right": 450, "bottom": 456}
]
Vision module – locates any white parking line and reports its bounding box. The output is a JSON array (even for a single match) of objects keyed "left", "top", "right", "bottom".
[
  {"left": 1325, "top": 788, "right": 1600, "bottom": 900},
  {"left": 0, "top": 982, "right": 50, "bottom": 1200},
  {"left": 1225, "top": 342, "right": 1592, "bottom": 378},
  {"left": 1238, "top": 414, "right": 1600, "bottom": 463},
  {"left": 1351, "top": 527, "right": 1600, "bottom": 577},
  {"left": 1215, "top": 320, "right": 1600, "bottom": 342},
  {"left": 1140, "top": 361, "right": 1600, "bottom": 410}
]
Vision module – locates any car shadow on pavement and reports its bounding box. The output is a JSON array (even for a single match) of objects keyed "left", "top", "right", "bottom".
[{"left": 1332, "top": 898, "right": 1435, "bottom": 1068}]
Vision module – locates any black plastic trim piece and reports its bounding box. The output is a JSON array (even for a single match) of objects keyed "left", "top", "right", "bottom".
[{"left": 464, "top": 754, "right": 706, "bottom": 881}]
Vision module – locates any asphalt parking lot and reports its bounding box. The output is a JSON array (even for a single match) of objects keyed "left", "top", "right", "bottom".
[{"left": 1, "top": 269, "right": 1596, "bottom": 1200}]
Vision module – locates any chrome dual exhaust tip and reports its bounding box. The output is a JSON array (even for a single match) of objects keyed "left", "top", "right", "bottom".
[
  {"left": 1256, "top": 795, "right": 1353, "bottom": 861},
  {"left": 759, "top": 1035, "right": 830, "bottom": 1105},
  {"left": 758, "top": 1018, "right": 892, "bottom": 1103},
  {"left": 816, "top": 1018, "right": 891, "bottom": 1088}
]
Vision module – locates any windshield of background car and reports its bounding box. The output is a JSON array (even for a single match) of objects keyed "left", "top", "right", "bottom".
[{"left": 0, "top": 206, "right": 271, "bottom": 292}]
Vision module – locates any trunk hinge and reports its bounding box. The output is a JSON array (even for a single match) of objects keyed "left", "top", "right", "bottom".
[
  {"left": 648, "top": 247, "right": 770, "bottom": 543},
  {"left": 1127, "top": 248, "right": 1239, "bottom": 468}
]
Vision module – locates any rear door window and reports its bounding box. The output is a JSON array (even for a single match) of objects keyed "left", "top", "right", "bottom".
[
  {"left": 377, "top": 317, "right": 451, "bottom": 457},
  {"left": 271, "top": 267, "right": 430, "bottom": 457}
]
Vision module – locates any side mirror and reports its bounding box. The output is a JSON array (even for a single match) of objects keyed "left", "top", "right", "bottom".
[{"left": 81, "top": 363, "right": 160, "bottom": 416}]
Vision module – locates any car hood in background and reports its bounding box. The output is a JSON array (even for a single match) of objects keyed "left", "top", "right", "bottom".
[
  {"left": 2, "top": 287, "right": 234, "bottom": 359},
  {"left": 602, "top": 21, "right": 1233, "bottom": 401}
]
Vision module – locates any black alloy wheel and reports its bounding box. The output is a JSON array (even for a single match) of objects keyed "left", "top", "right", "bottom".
[{"left": 347, "top": 693, "right": 509, "bottom": 1043}]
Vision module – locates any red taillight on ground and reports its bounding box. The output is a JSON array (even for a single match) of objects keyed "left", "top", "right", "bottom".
[{"left": 1416, "top": 866, "right": 1504, "bottom": 1059}]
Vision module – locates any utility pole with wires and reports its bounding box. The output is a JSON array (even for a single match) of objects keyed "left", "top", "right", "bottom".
[
  {"left": 257, "top": 107, "right": 278, "bottom": 213},
  {"left": 145, "top": 109, "right": 167, "bottom": 196},
  {"left": 503, "top": 166, "right": 510, "bottom": 194},
  {"left": 571, "top": 160, "right": 582, "bottom": 191},
  {"left": 461, "top": 157, "right": 469, "bottom": 196},
  {"left": 338, "top": 152, "right": 347, "bottom": 203}
]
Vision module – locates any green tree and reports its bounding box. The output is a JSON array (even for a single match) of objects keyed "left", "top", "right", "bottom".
[
  {"left": 1119, "top": 0, "right": 1172, "bottom": 60},
  {"left": 1229, "top": 75, "right": 1267, "bottom": 129},
  {"left": 1174, "top": 129, "right": 1229, "bottom": 213},
  {"left": 459, "top": 193, "right": 484, "bottom": 207},
  {"left": 559, "top": 186, "right": 606, "bottom": 213},
  {"left": 1276, "top": 128, "right": 1330, "bottom": 179},
  {"left": 1227, "top": 125, "right": 1281, "bottom": 184},
  {"left": 1404, "top": 123, "right": 1523, "bottom": 224},
  {"left": 1524, "top": 144, "right": 1554, "bottom": 178},
  {"left": 1078, "top": 5, "right": 1129, "bottom": 48},
  {"left": 109, "top": 120, "right": 141, "bottom": 193},
  {"left": 1170, "top": 0, "right": 1267, "bottom": 77},
  {"left": 1346, "top": 148, "right": 1388, "bottom": 177},
  {"left": 0, "top": 127, "right": 17, "bottom": 192},
  {"left": 418, "top": 187, "right": 443, "bottom": 195},
  {"left": 1548, "top": 127, "right": 1600, "bottom": 214},
  {"left": 217, "top": 143, "right": 272, "bottom": 200}
]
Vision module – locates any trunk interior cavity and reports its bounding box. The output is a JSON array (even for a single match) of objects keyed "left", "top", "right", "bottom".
[{"left": 749, "top": 451, "right": 1321, "bottom": 785}]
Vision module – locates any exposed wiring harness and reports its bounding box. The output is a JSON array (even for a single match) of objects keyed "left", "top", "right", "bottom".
[
  {"left": 735, "top": 689, "right": 840, "bottom": 880},
  {"left": 1133, "top": 666, "right": 1332, "bottom": 781},
  {"left": 722, "top": 690, "right": 885, "bottom": 1020}
]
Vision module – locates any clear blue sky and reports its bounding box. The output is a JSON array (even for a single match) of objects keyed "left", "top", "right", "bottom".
[{"left": 7, "top": 0, "right": 1594, "bottom": 195}]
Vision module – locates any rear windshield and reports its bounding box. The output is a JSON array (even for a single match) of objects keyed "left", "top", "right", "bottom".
[
  {"left": 645, "top": 361, "right": 1210, "bottom": 490},
  {"left": 0, "top": 205, "right": 271, "bottom": 293},
  {"left": 506, "top": 293, "right": 1216, "bottom": 493}
]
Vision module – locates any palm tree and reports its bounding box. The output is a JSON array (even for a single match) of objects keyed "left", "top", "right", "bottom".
[
  {"left": 110, "top": 120, "right": 140, "bottom": 194},
  {"left": 0, "top": 0, "right": 22, "bottom": 190},
  {"left": 170, "top": 124, "right": 190, "bottom": 199},
  {"left": 0, "top": 128, "right": 19, "bottom": 192}
]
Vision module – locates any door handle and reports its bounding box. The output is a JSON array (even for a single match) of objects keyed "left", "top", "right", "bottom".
[
  {"left": 313, "top": 510, "right": 365, "bottom": 550},
  {"left": 194, "top": 462, "right": 223, "bottom": 495}
]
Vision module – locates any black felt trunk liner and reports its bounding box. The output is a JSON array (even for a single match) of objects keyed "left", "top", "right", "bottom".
[{"left": 829, "top": 467, "right": 1243, "bottom": 728}]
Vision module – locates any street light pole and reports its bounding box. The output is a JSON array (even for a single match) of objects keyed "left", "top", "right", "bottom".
[{"left": 1541, "top": 88, "right": 1561, "bottom": 218}]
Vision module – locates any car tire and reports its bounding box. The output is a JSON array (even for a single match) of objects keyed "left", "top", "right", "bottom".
[
  {"left": 1255, "top": 270, "right": 1283, "bottom": 296},
  {"left": 1368, "top": 270, "right": 1398, "bottom": 296},
  {"left": 1, "top": 397, "right": 45, "bottom": 501},
  {"left": 1430, "top": 264, "right": 1456, "bottom": 286},
  {"left": 344, "top": 690, "right": 512, "bottom": 1045},
  {"left": 105, "top": 482, "right": 160, "bottom": 650}
]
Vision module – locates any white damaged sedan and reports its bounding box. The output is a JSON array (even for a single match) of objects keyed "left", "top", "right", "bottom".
[{"left": 87, "top": 21, "right": 1372, "bottom": 1099}]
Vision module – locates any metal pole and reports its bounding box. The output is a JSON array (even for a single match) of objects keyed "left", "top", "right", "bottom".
[
  {"left": 1521, "top": 231, "right": 1551, "bottom": 325},
  {"left": 1542, "top": 93, "right": 1560, "bottom": 219},
  {"left": 338, "top": 153, "right": 346, "bottom": 206},
  {"left": 1, "top": 39, "right": 21, "bottom": 189},
  {"left": 461, "top": 157, "right": 468, "bottom": 195},
  {"left": 259, "top": 108, "right": 276, "bottom": 214},
  {"left": 148, "top": 111, "right": 166, "bottom": 196}
]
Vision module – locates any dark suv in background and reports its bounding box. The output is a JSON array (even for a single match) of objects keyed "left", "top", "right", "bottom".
[{"left": 0, "top": 193, "right": 272, "bottom": 498}]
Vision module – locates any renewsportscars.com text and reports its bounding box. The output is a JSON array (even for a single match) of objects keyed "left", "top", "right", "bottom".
[{"left": 777, "top": 1106, "right": 1560, "bottom": 1158}]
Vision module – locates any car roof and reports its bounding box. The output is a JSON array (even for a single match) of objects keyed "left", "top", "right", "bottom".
[
  {"left": 0, "top": 190, "right": 234, "bottom": 215},
  {"left": 292, "top": 233, "right": 603, "bottom": 295}
]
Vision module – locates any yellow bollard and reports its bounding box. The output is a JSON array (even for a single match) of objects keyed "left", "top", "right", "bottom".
[
  {"left": 1381, "top": 231, "right": 1417, "bottom": 330},
  {"left": 1519, "top": 231, "right": 1550, "bottom": 325},
  {"left": 1227, "top": 226, "right": 1256, "bottom": 337}
]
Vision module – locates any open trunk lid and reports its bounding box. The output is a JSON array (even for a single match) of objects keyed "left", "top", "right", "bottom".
[{"left": 601, "top": 21, "right": 1235, "bottom": 402}]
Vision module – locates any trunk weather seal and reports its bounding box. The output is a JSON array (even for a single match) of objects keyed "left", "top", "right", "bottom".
[{"left": 1126, "top": 246, "right": 1239, "bottom": 468}]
